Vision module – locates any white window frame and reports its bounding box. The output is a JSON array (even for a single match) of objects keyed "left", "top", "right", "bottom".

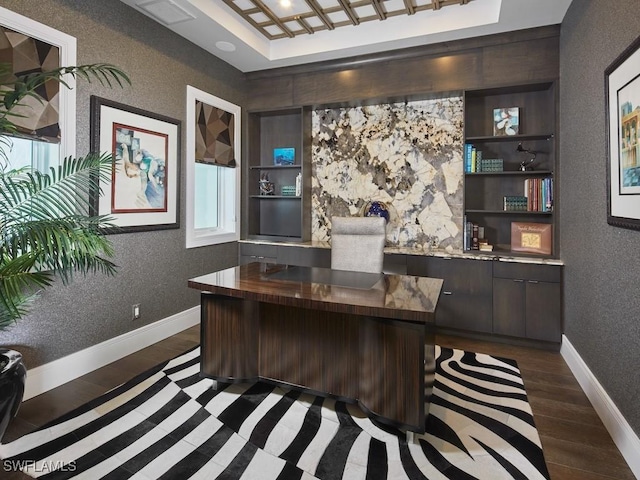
[
  {"left": 0, "top": 6, "right": 77, "bottom": 163},
  {"left": 185, "top": 85, "right": 241, "bottom": 248}
]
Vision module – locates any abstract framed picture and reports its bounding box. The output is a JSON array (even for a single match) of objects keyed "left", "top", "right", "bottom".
[
  {"left": 606, "top": 34, "right": 640, "bottom": 230},
  {"left": 90, "top": 96, "right": 180, "bottom": 233}
]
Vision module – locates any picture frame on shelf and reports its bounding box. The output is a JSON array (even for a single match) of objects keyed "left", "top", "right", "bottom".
[
  {"left": 493, "top": 107, "right": 520, "bottom": 136},
  {"left": 274, "top": 147, "right": 295, "bottom": 165},
  {"left": 90, "top": 96, "right": 181, "bottom": 233},
  {"left": 606, "top": 34, "right": 640, "bottom": 230},
  {"left": 511, "top": 222, "right": 552, "bottom": 255}
]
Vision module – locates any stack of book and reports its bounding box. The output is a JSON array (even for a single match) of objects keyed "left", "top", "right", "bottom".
[
  {"left": 281, "top": 185, "right": 296, "bottom": 196},
  {"left": 480, "top": 158, "right": 504, "bottom": 172},
  {"left": 504, "top": 195, "right": 528, "bottom": 211}
]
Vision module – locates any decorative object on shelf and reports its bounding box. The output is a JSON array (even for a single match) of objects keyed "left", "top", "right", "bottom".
[
  {"left": 511, "top": 222, "right": 552, "bottom": 255},
  {"left": 516, "top": 143, "right": 539, "bottom": 171},
  {"left": 363, "top": 200, "right": 390, "bottom": 223},
  {"left": 274, "top": 147, "right": 295, "bottom": 165},
  {"left": 493, "top": 107, "right": 519, "bottom": 136},
  {"left": 606, "top": 34, "right": 640, "bottom": 230},
  {"left": 90, "top": 96, "right": 180, "bottom": 233},
  {"left": 295, "top": 172, "right": 302, "bottom": 196},
  {"left": 259, "top": 172, "right": 274, "bottom": 195}
]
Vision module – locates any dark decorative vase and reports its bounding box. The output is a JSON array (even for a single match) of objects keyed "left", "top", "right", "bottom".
[
  {"left": 0, "top": 349, "right": 26, "bottom": 442},
  {"left": 364, "top": 201, "right": 390, "bottom": 223}
]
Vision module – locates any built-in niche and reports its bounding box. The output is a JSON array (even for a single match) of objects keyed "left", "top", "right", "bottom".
[{"left": 311, "top": 95, "right": 464, "bottom": 250}]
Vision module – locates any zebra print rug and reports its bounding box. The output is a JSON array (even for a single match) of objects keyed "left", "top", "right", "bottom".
[{"left": 0, "top": 345, "right": 550, "bottom": 479}]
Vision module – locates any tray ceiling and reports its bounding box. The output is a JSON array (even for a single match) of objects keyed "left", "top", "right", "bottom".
[
  {"left": 221, "top": 0, "right": 471, "bottom": 40},
  {"left": 119, "top": 0, "right": 573, "bottom": 72}
]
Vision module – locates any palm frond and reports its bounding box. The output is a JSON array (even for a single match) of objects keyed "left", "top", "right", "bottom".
[
  {"left": 1, "top": 63, "right": 130, "bottom": 115},
  {"left": 0, "top": 152, "right": 115, "bottom": 225},
  {"left": 0, "top": 251, "right": 52, "bottom": 329}
]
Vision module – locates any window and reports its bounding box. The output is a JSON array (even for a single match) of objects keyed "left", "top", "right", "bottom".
[
  {"left": 0, "top": 6, "right": 77, "bottom": 170},
  {"left": 185, "top": 86, "right": 241, "bottom": 248}
]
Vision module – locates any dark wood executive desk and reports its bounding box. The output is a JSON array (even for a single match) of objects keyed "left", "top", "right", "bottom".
[{"left": 188, "top": 262, "right": 443, "bottom": 433}]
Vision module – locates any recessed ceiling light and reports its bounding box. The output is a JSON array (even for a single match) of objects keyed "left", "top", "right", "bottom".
[
  {"left": 216, "top": 41, "right": 237, "bottom": 52},
  {"left": 280, "top": 0, "right": 292, "bottom": 7}
]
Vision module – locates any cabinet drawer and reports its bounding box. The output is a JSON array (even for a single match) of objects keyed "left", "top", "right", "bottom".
[
  {"left": 493, "top": 262, "right": 561, "bottom": 283},
  {"left": 240, "top": 243, "right": 278, "bottom": 258}
]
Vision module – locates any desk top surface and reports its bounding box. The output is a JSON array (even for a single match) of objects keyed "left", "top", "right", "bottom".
[{"left": 188, "top": 263, "right": 443, "bottom": 324}]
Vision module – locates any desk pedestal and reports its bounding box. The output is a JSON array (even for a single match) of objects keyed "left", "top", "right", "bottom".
[{"left": 200, "top": 293, "right": 434, "bottom": 433}]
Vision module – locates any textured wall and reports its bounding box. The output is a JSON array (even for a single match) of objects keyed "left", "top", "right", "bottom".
[
  {"left": 560, "top": 0, "right": 640, "bottom": 435},
  {"left": 311, "top": 96, "right": 464, "bottom": 250},
  {"left": 0, "top": 0, "right": 245, "bottom": 367}
]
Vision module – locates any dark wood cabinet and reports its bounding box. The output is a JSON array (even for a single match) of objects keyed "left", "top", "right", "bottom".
[
  {"left": 247, "top": 108, "right": 311, "bottom": 241},
  {"left": 463, "top": 82, "right": 558, "bottom": 257},
  {"left": 407, "top": 256, "right": 493, "bottom": 333},
  {"left": 239, "top": 243, "right": 277, "bottom": 265},
  {"left": 493, "top": 262, "right": 562, "bottom": 343}
]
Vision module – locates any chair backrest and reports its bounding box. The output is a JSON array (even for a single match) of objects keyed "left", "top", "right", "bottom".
[{"left": 330, "top": 216, "right": 386, "bottom": 274}]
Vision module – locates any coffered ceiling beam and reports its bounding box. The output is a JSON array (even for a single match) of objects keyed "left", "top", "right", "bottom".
[
  {"left": 338, "top": 0, "right": 360, "bottom": 26},
  {"left": 371, "top": 0, "right": 386, "bottom": 20},
  {"left": 304, "top": 0, "right": 335, "bottom": 30},
  {"left": 251, "top": 0, "right": 295, "bottom": 38}
]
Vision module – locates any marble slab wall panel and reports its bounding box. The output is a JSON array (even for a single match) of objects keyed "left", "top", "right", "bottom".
[{"left": 311, "top": 96, "right": 464, "bottom": 250}]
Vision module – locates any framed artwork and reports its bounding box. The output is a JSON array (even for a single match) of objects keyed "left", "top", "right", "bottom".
[
  {"left": 493, "top": 107, "right": 519, "bottom": 136},
  {"left": 606, "top": 34, "right": 640, "bottom": 230},
  {"left": 273, "top": 147, "right": 295, "bottom": 165},
  {"left": 90, "top": 96, "right": 180, "bottom": 233},
  {"left": 511, "top": 222, "right": 552, "bottom": 255}
]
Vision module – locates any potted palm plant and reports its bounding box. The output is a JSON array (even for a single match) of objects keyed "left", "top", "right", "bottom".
[{"left": 0, "top": 63, "right": 130, "bottom": 440}]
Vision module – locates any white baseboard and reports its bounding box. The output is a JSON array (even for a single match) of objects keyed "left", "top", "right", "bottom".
[
  {"left": 23, "top": 306, "right": 200, "bottom": 401},
  {"left": 561, "top": 335, "right": 640, "bottom": 479}
]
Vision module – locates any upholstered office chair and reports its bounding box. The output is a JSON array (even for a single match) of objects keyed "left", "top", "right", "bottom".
[{"left": 330, "top": 216, "right": 386, "bottom": 274}]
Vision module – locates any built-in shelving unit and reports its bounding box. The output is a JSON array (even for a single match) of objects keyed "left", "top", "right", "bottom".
[
  {"left": 463, "top": 82, "right": 558, "bottom": 257},
  {"left": 247, "top": 107, "right": 311, "bottom": 241}
]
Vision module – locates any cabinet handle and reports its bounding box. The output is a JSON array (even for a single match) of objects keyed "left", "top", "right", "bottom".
[
  {"left": 443, "top": 291, "right": 453, "bottom": 295},
  {"left": 528, "top": 280, "right": 539, "bottom": 284},
  {"left": 513, "top": 279, "right": 524, "bottom": 282}
]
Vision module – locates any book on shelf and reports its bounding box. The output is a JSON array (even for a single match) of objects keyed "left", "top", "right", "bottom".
[
  {"left": 464, "top": 143, "right": 473, "bottom": 172},
  {"left": 465, "top": 146, "right": 504, "bottom": 173},
  {"left": 511, "top": 222, "right": 552, "bottom": 255},
  {"left": 504, "top": 195, "right": 528, "bottom": 211},
  {"left": 523, "top": 177, "right": 553, "bottom": 212},
  {"left": 464, "top": 220, "right": 488, "bottom": 251},
  {"left": 480, "top": 158, "right": 504, "bottom": 172}
]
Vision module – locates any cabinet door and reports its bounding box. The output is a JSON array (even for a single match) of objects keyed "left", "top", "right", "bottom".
[
  {"left": 525, "top": 281, "right": 562, "bottom": 342},
  {"left": 428, "top": 258, "right": 493, "bottom": 332},
  {"left": 492, "top": 278, "right": 526, "bottom": 337}
]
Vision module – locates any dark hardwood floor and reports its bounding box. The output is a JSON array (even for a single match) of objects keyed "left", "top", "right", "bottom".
[{"left": 2, "top": 326, "right": 635, "bottom": 480}]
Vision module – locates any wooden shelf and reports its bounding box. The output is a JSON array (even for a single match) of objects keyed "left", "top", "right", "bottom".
[
  {"left": 465, "top": 209, "right": 552, "bottom": 215},
  {"left": 250, "top": 165, "right": 301, "bottom": 170},
  {"left": 465, "top": 133, "right": 554, "bottom": 142},
  {"left": 465, "top": 170, "right": 553, "bottom": 176},
  {"left": 250, "top": 195, "right": 302, "bottom": 199}
]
